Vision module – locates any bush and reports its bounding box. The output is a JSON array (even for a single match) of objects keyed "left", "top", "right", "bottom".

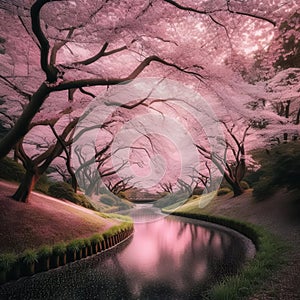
[
  {"left": 118, "top": 199, "right": 133, "bottom": 210},
  {"left": 217, "top": 187, "right": 232, "bottom": 196},
  {"left": 37, "top": 245, "right": 52, "bottom": 259},
  {"left": 0, "top": 157, "right": 25, "bottom": 182},
  {"left": 48, "top": 181, "right": 95, "bottom": 210},
  {"left": 67, "top": 240, "right": 81, "bottom": 252},
  {"left": 252, "top": 142, "right": 300, "bottom": 200},
  {"left": 240, "top": 180, "right": 250, "bottom": 190},
  {"left": 52, "top": 243, "right": 66, "bottom": 256},
  {"left": 100, "top": 194, "right": 116, "bottom": 206},
  {"left": 22, "top": 249, "right": 38, "bottom": 264},
  {"left": 48, "top": 181, "right": 74, "bottom": 199},
  {"left": 90, "top": 233, "right": 103, "bottom": 244},
  {"left": 252, "top": 176, "right": 276, "bottom": 201},
  {"left": 34, "top": 174, "right": 50, "bottom": 194},
  {"left": 0, "top": 253, "right": 17, "bottom": 272}
]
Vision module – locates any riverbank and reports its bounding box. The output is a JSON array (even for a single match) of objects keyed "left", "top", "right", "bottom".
[
  {"left": 168, "top": 189, "right": 300, "bottom": 299},
  {"left": 0, "top": 180, "right": 121, "bottom": 254}
]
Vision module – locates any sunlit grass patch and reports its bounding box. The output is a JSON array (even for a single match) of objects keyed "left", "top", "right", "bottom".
[{"left": 163, "top": 191, "right": 218, "bottom": 213}]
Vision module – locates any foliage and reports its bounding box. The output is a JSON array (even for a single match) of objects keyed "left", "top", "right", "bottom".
[
  {"left": 90, "top": 233, "right": 103, "bottom": 244},
  {"left": 0, "top": 253, "right": 17, "bottom": 271},
  {"left": 67, "top": 240, "right": 81, "bottom": 252},
  {"left": 252, "top": 142, "right": 300, "bottom": 200},
  {"left": 22, "top": 249, "right": 38, "bottom": 264},
  {"left": 34, "top": 174, "right": 50, "bottom": 194},
  {"left": 83, "top": 238, "right": 91, "bottom": 247},
  {"left": 37, "top": 245, "right": 52, "bottom": 258},
  {"left": 0, "top": 157, "right": 25, "bottom": 182},
  {"left": 274, "top": 12, "right": 300, "bottom": 70},
  {"left": 243, "top": 170, "right": 263, "bottom": 187},
  {"left": 170, "top": 211, "right": 286, "bottom": 300},
  {"left": 100, "top": 194, "right": 116, "bottom": 206},
  {"left": 217, "top": 187, "right": 232, "bottom": 196},
  {"left": 96, "top": 212, "right": 133, "bottom": 223},
  {"left": 52, "top": 243, "right": 66, "bottom": 256},
  {"left": 48, "top": 181, "right": 95, "bottom": 210},
  {"left": 240, "top": 180, "right": 250, "bottom": 190}
]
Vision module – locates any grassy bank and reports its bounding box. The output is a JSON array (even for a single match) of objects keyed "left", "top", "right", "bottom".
[
  {"left": 162, "top": 190, "right": 289, "bottom": 299},
  {"left": 0, "top": 181, "right": 132, "bottom": 254},
  {"left": 0, "top": 180, "right": 134, "bottom": 283},
  {"left": 169, "top": 211, "right": 286, "bottom": 299}
]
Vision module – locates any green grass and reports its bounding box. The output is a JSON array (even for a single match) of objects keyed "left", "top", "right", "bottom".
[
  {"left": 22, "top": 249, "right": 38, "bottom": 264},
  {"left": 169, "top": 211, "right": 286, "bottom": 300},
  {"left": 96, "top": 212, "right": 133, "bottom": 223},
  {"left": 0, "top": 217, "right": 133, "bottom": 277},
  {"left": 37, "top": 245, "right": 52, "bottom": 258},
  {"left": 0, "top": 253, "right": 17, "bottom": 272},
  {"left": 163, "top": 191, "right": 218, "bottom": 213},
  {"left": 52, "top": 243, "right": 66, "bottom": 256}
]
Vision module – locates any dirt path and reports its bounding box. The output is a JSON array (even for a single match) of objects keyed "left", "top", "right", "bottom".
[{"left": 207, "top": 190, "right": 300, "bottom": 300}]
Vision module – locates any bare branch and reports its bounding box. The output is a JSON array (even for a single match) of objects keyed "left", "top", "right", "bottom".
[
  {"left": 0, "top": 75, "right": 31, "bottom": 99},
  {"left": 164, "top": 0, "right": 276, "bottom": 26},
  {"left": 54, "top": 55, "right": 203, "bottom": 91},
  {"left": 31, "top": 0, "right": 60, "bottom": 82},
  {"left": 226, "top": 0, "right": 276, "bottom": 26},
  {"left": 50, "top": 28, "right": 74, "bottom": 65}
]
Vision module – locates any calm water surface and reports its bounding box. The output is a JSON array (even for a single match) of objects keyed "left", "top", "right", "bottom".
[{"left": 0, "top": 206, "right": 251, "bottom": 299}]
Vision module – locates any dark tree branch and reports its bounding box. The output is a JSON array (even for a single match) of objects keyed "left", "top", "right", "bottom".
[
  {"left": 0, "top": 75, "right": 31, "bottom": 99},
  {"left": 164, "top": 0, "right": 276, "bottom": 26},
  {"left": 31, "top": 0, "right": 60, "bottom": 82},
  {"left": 226, "top": 0, "right": 276, "bottom": 26},
  {"left": 50, "top": 28, "right": 74, "bottom": 65},
  {"left": 54, "top": 55, "right": 203, "bottom": 91}
]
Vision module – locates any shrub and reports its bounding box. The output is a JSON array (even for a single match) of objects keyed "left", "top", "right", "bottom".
[
  {"left": 48, "top": 181, "right": 95, "bottom": 210},
  {"left": 0, "top": 157, "right": 25, "bottom": 182},
  {"left": 118, "top": 191, "right": 127, "bottom": 199},
  {"left": 52, "top": 243, "right": 66, "bottom": 256},
  {"left": 22, "top": 249, "right": 38, "bottom": 264},
  {"left": 252, "top": 176, "right": 276, "bottom": 201},
  {"left": 48, "top": 181, "right": 74, "bottom": 199},
  {"left": 118, "top": 199, "right": 133, "bottom": 210},
  {"left": 34, "top": 174, "right": 50, "bottom": 194},
  {"left": 76, "top": 239, "right": 86, "bottom": 250},
  {"left": 37, "top": 245, "right": 52, "bottom": 259},
  {"left": 90, "top": 233, "right": 103, "bottom": 244},
  {"left": 67, "top": 240, "right": 81, "bottom": 252},
  {"left": 0, "top": 253, "right": 17, "bottom": 272},
  {"left": 252, "top": 142, "right": 300, "bottom": 200},
  {"left": 240, "top": 180, "right": 250, "bottom": 190},
  {"left": 83, "top": 238, "right": 91, "bottom": 247},
  {"left": 217, "top": 187, "right": 232, "bottom": 196},
  {"left": 100, "top": 194, "right": 116, "bottom": 206}
]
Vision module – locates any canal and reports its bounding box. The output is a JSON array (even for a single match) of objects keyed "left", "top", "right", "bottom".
[{"left": 0, "top": 205, "right": 255, "bottom": 299}]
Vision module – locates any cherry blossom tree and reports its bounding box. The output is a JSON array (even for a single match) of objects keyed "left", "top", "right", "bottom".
[
  {"left": 1, "top": 0, "right": 299, "bottom": 207},
  {"left": 1, "top": 0, "right": 295, "bottom": 160},
  {"left": 13, "top": 115, "right": 79, "bottom": 202},
  {"left": 196, "top": 120, "right": 250, "bottom": 197}
]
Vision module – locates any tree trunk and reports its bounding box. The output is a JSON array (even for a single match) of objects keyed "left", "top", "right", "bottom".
[
  {"left": 223, "top": 173, "right": 244, "bottom": 197},
  {"left": 231, "top": 182, "right": 244, "bottom": 197},
  {"left": 12, "top": 171, "right": 39, "bottom": 203},
  {"left": 0, "top": 83, "right": 50, "bottom": 159}
]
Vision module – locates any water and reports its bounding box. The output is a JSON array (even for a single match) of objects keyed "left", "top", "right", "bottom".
[{"left": 0, "top": 206, "right": 252, "bottom": 300}]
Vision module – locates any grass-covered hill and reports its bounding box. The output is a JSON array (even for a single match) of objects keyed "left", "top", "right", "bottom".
[{"left": 0, "top": 181, "right": 121, "bottom": 255}]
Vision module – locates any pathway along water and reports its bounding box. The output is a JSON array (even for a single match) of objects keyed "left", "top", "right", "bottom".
[{"left": 0, "top": 205, "right": 255, "bottom": 299}]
